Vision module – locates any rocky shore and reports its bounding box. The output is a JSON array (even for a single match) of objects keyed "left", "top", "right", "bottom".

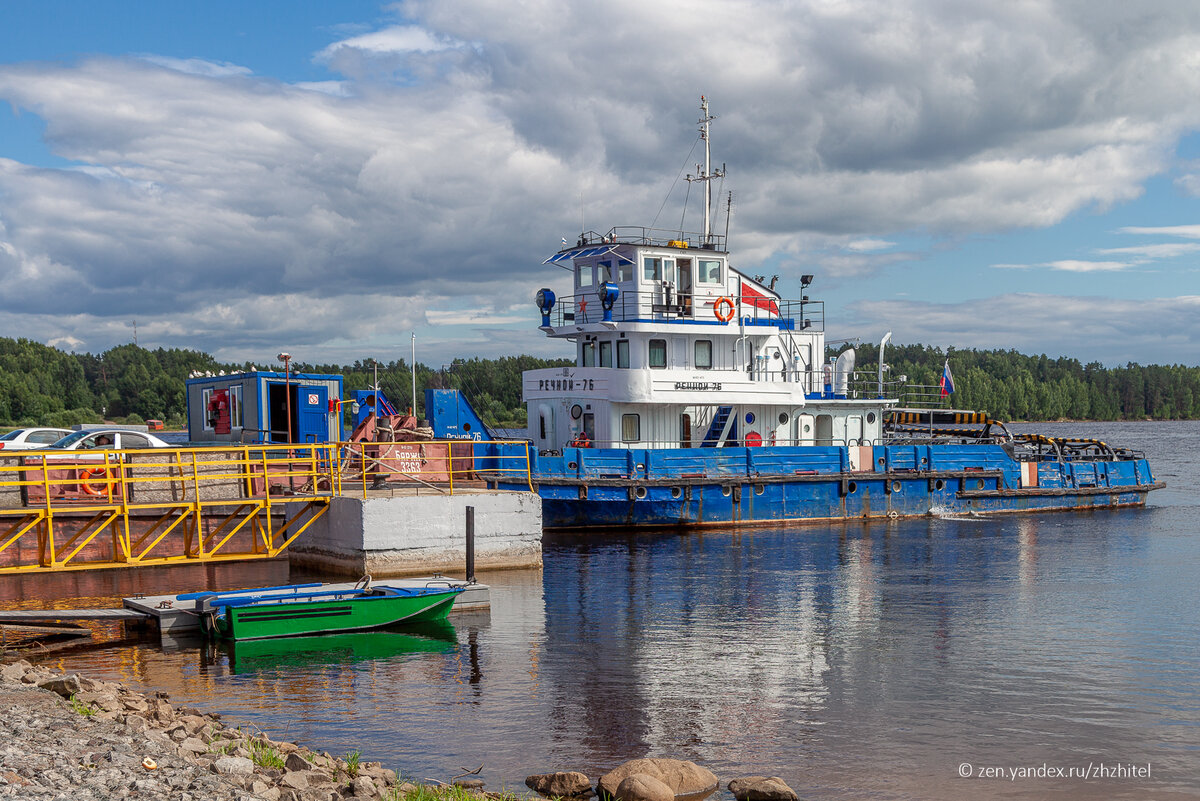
[{"left": 0, "top": 660, "right": 799, "bottom": 801}]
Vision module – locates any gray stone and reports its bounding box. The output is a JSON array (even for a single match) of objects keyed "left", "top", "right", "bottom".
[
  {"left": 37, "top": 673, "right": 83, "bottom": 699},
  {"left": 179, "top": 737, "right": 209, "bottom": 754},
  {"left": 123, "top": 714, "right": 148, "bottom": 732},
  {"left": 213, "top": 755, "right": 255, "bottom": 776},
  {"left": 727, "top": 777, "right": 798, "bottom": 801},
  {"left": 350, "top": 774, "right": 378, "bottom": 797},
  {"left": 285, "top": 752, "right": 312, "bottom": 772},
  {"left": 599, "top": 759, "right": 718, "bottom": 801},
  {"left": 0, "top": 663, "right": 29, "bottom": 683},
  {"left": 616, "top": 774, "right": 674, "bottom": 801},
  {"left": 283, "top": 771, "right": 310, "bottom": 790},
  {"left": 526, "top": 771, "right": 594, "bottom": 797}
]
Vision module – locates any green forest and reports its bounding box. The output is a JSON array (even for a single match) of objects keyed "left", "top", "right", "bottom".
[{"left": 0, "top": 336, "right": 1197, "bottom": 431}]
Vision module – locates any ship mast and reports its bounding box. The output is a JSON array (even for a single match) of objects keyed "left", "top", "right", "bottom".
[{"left": 687, "top": 95, "right": 725, "bottom": 246}]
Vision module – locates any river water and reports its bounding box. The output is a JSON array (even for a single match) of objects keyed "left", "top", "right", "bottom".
[{"left": 12, "top": 421, "right": 1199, "bottom": 800}]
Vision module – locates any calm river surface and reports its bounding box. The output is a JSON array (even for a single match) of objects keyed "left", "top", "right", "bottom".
[{"left": 9, "top": 421, "right": 1199, "bottom": 800}]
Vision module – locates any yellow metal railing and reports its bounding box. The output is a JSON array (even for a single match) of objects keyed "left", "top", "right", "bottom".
[{"left": 0, "top": 438, "right": 533, "bottom": 574}]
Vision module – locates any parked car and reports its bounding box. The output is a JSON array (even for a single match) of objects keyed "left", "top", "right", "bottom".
[
  {"left": 0, "top": 427, "right": 74, "bottom": 450},
  {"left": 48, "top": 429, "right": 172, "bottom": 450}
]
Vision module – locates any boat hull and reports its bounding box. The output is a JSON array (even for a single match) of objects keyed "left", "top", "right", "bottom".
[
  {"left": 215, "top": 589, "right": 460, "bottom": 641},
  {"left": 494, "top": 443, "right": 1162, "bottom": 529}
]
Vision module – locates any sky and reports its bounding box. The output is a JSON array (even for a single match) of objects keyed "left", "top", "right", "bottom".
[{"left": 0, "top": 0, "right": 1198, "bottom": 369}]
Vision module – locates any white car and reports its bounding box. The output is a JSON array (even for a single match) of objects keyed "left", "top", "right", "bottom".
[
  {"left": 0, "top": 427, "right": 74, "bottom": 451},
  {"left": 48, "top": 429, "right": 172, "bottom": 450}
]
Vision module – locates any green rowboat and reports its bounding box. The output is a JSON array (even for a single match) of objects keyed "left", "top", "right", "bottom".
[{"left": 191, "top": 582, "right": 464, "bottom": 641}]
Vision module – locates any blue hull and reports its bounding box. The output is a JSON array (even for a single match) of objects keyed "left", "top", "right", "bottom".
[{"left": 491, "top": 443, "right": 1162, "bottom": 530}]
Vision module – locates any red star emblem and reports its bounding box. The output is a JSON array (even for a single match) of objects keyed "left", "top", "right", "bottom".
[{"left": 577, "top": 299, "right": 588, "bottom": 314}]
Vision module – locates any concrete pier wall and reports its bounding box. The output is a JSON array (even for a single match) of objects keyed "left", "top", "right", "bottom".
[{"left": 288, "top": 490, "right": 542, "bottom": 577}]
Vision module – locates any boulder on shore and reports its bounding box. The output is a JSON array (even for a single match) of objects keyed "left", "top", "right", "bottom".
[
  {"left": 526, "top": 770, "right": 594, "bottom": 798},
  {"left": 598, "top": 758, "right": 718, "bottom": 801},
  {"left": 727, "top": 776, "right": 798, "bottom": 801},
  {"left": 616, "top": 774, "right": 674, "bottom": 801}
]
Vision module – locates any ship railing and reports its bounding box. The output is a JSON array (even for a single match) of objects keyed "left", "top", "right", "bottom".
[
  {"left": 546, "top": 289, "right": 823, "bottom": 332},
  {"left": 571, "top": 227, "right": 727, "bottom": 251},
  {"left": 547, "top": 436, "right": 890, "bottom": 455}
]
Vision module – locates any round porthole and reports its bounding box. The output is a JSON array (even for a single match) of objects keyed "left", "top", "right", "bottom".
[
  {"left": 891, "top": 480, "right": 902, "bottom": 493},
  {"left": 975, "top": 478, "right": 985, "bottom": 490},
  {"left": 755, "top": 484, "right": 765, "bottom": 496},
  {"left": 567, "top": 461, "right": 577, "bottom": 469},
  {"left": 803, "top": 424, "right": 811, "bottom": 433},
  {"left": 745, "top": 412, "right": 755, "bottom": 424},
  {"left": 935, "top": 479, "right": 945, "bottom": 490},
  {"left": 636, "top": 463, "right": 645, "bottom": 471},
  {"left": 847, "top": 481, "right": 858, "bottom": 494},
  {"left": 463, "top": 422, "right": 471, "bottom": 432},
  {"left": 867, "top": 412, "right": 876, "bottom": 424},
  {"left": 778, "top": 412, "right": 789, "bottom": 425},
  {"left": 722, "top": 486, "right": 732, "bottom": 497},
  {"left": 671, "top": 487, "right": 682, "bottom": 499},
  {"left": 571, "top": 404, "right": 583, "bottom": 420},
  {"left": 636, "top": 486, "right": 647, "bottom": 499}
]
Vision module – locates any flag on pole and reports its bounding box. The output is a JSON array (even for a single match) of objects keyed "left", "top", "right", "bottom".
[
  {"left": 561, "top": 237, "right": 569, "bottom": 247},
  {"left": 940, "top": 359, "right": 955, "bottom": 396}
]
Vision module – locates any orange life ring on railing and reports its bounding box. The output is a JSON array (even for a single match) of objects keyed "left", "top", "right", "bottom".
[
  {"left": 79, "top": 467, "right": 111, "bottom": 496},
  {"left": 713, "top": 296, "right": 736, "bottom": 323}
]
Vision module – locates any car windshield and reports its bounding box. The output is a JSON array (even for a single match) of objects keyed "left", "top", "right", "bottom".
[
  {"left": 49, "top": 431, "right": 94, "bottom": 448},
  {"left": 0, "top": 430, "right": 23, "bottom": 441}
]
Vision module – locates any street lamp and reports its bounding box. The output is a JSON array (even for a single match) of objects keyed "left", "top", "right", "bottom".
[{"left": 277, "top": 352, "right": 292, "bottom": 444}]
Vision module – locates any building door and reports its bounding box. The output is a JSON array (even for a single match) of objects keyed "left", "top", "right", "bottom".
[{"left": 297, "top": 385, "right": 329, "bottom": 443}]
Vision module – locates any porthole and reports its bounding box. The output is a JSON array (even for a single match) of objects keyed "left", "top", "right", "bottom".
[
  {"left": 803, "top": 424, "right": 811, "bottom": 433},
  {"left": 671, "top": 487, "right": 682, "bottom": 499},
  {"left": 636, "top": 463, "right": 645, "bottom": 471},
  {"left": 754, "top": 484, "right": 765, "bottom": 496},
  {"left": 891, "top": 480, "right": 902, "bottom": 493},
  {"left": 934, "top": 479, "right": 945, "bottom": 490},
  {"left": 463, "top": 422, "right": 471, "bottom": 432},
  {"left": 866, "top": 412, "right": 876, "bottom": 424},
  {"left": 778, "top": 412, "right": 789, "bottom": 425},
  {"left": 567, "top": 461, "right": 577, "bottom": 470},
  {"left": 636, "top": 486, "right": 647, "bottom": 499},
  {"left": 570, "top": 404, "right": 583, "bottom": 420},
  {"left": 975, "top": 478, "right": 985, "bottom": 490},
  {"left": 722, "top": 486, "right": 732, "bottom": 497},
  {"left": 877, "top": 457, "right": 886, "bottom": 467},
  {"left": 745, "top": 412, "right": 756, "bottom": 424},
  {"left": 847, "top": 481, "right": 858, "bottom": 494}
]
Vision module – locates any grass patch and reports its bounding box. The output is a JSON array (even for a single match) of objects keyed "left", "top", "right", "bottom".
[
  {"left": 248, "top": 739, "right": 286, "bottom": 770},
  {"left": 346, "top": 748, "right": 361, "bottom": 778},
  {"left": 68, "top": 694, "right": 96, "bottom": 717}
]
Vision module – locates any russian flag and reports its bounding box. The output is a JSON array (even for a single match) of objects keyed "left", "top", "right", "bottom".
[{"left": 940, "top": 359, "right": 955, "bottom": 396}]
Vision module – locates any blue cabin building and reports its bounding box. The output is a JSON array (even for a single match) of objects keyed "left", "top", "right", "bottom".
[{"left": 185, "top": 371, "right": 344, "bottom": 444}]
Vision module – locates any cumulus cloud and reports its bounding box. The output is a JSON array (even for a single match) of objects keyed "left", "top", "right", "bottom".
[
  {"left": 843, "top": 294, "right": 1200, "bottom": 365},
  {"left": 2, "top": 0, "right": 1200, "bottom": 362}
]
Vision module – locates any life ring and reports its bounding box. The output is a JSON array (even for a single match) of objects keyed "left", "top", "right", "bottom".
[
  {"left": 79, "top": 467, "right": 112, "bottom": 496},
  {"left": 713, "top": 296, "right": 735, "bottom": 323},
  {"left": 568, "top": 431, "right": 591, "bottom": 448}
]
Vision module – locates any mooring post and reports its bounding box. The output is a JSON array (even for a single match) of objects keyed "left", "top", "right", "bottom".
[{"left": 465, "top": 505, "right": 476, "bottom": 584}]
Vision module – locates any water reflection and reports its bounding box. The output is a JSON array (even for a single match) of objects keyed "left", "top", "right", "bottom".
[{"left": 7, "top": 422, "right": 1198, "bottom": 800}]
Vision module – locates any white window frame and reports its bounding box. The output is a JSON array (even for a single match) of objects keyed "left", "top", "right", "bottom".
[
  {"left": 621, "top": 414, "right": 640, "bottom": 443},
  {"left": 201, "top": 388, "right": 214, "bottom": 431}
]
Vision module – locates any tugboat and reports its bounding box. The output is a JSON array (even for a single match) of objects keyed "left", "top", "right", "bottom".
[{"left": 429, "top": 97, "right": 1162, "bottom": 529}]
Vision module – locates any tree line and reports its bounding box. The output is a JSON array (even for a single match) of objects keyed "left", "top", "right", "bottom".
[{"left": 1, "top": 335, "right": 1197, "bottom": 430}]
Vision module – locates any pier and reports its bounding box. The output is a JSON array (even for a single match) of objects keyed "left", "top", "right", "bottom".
[{"left": 0, "top": 441, "right": 540, "bottom": 575}]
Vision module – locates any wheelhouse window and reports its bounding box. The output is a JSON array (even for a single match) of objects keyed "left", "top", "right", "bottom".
[
  {"left": 642, "top": 257, "right": 676, "bottom": 284},
  {"left": 694, "top": 339, "right": 713, "bottom": 369},
  {"left": 697, "top": 258, "right": 722, "bottom": 284},
  {"left": 617, "top": 340, "right": 630, "bottom": 368},
  {"left": 648, "top": 339, "right": 667, "bottom": 369},
  {"left": 577, "top": 264, "right": 595, "bottom": 289},
  {"left": 599, "top": 340, "right": 613, "bottom": 367},
  {"left": 597, "top": 260, "right": 613, "bottom": 284},
  {"left": 617, "top": 260, "right": 634, "bottom": 282},
  {"left": 621, "top": 414, "right": 640, "bottom": 442},
  {"left": 582, "top": 342, "right": 596, "bottom": 367}
]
